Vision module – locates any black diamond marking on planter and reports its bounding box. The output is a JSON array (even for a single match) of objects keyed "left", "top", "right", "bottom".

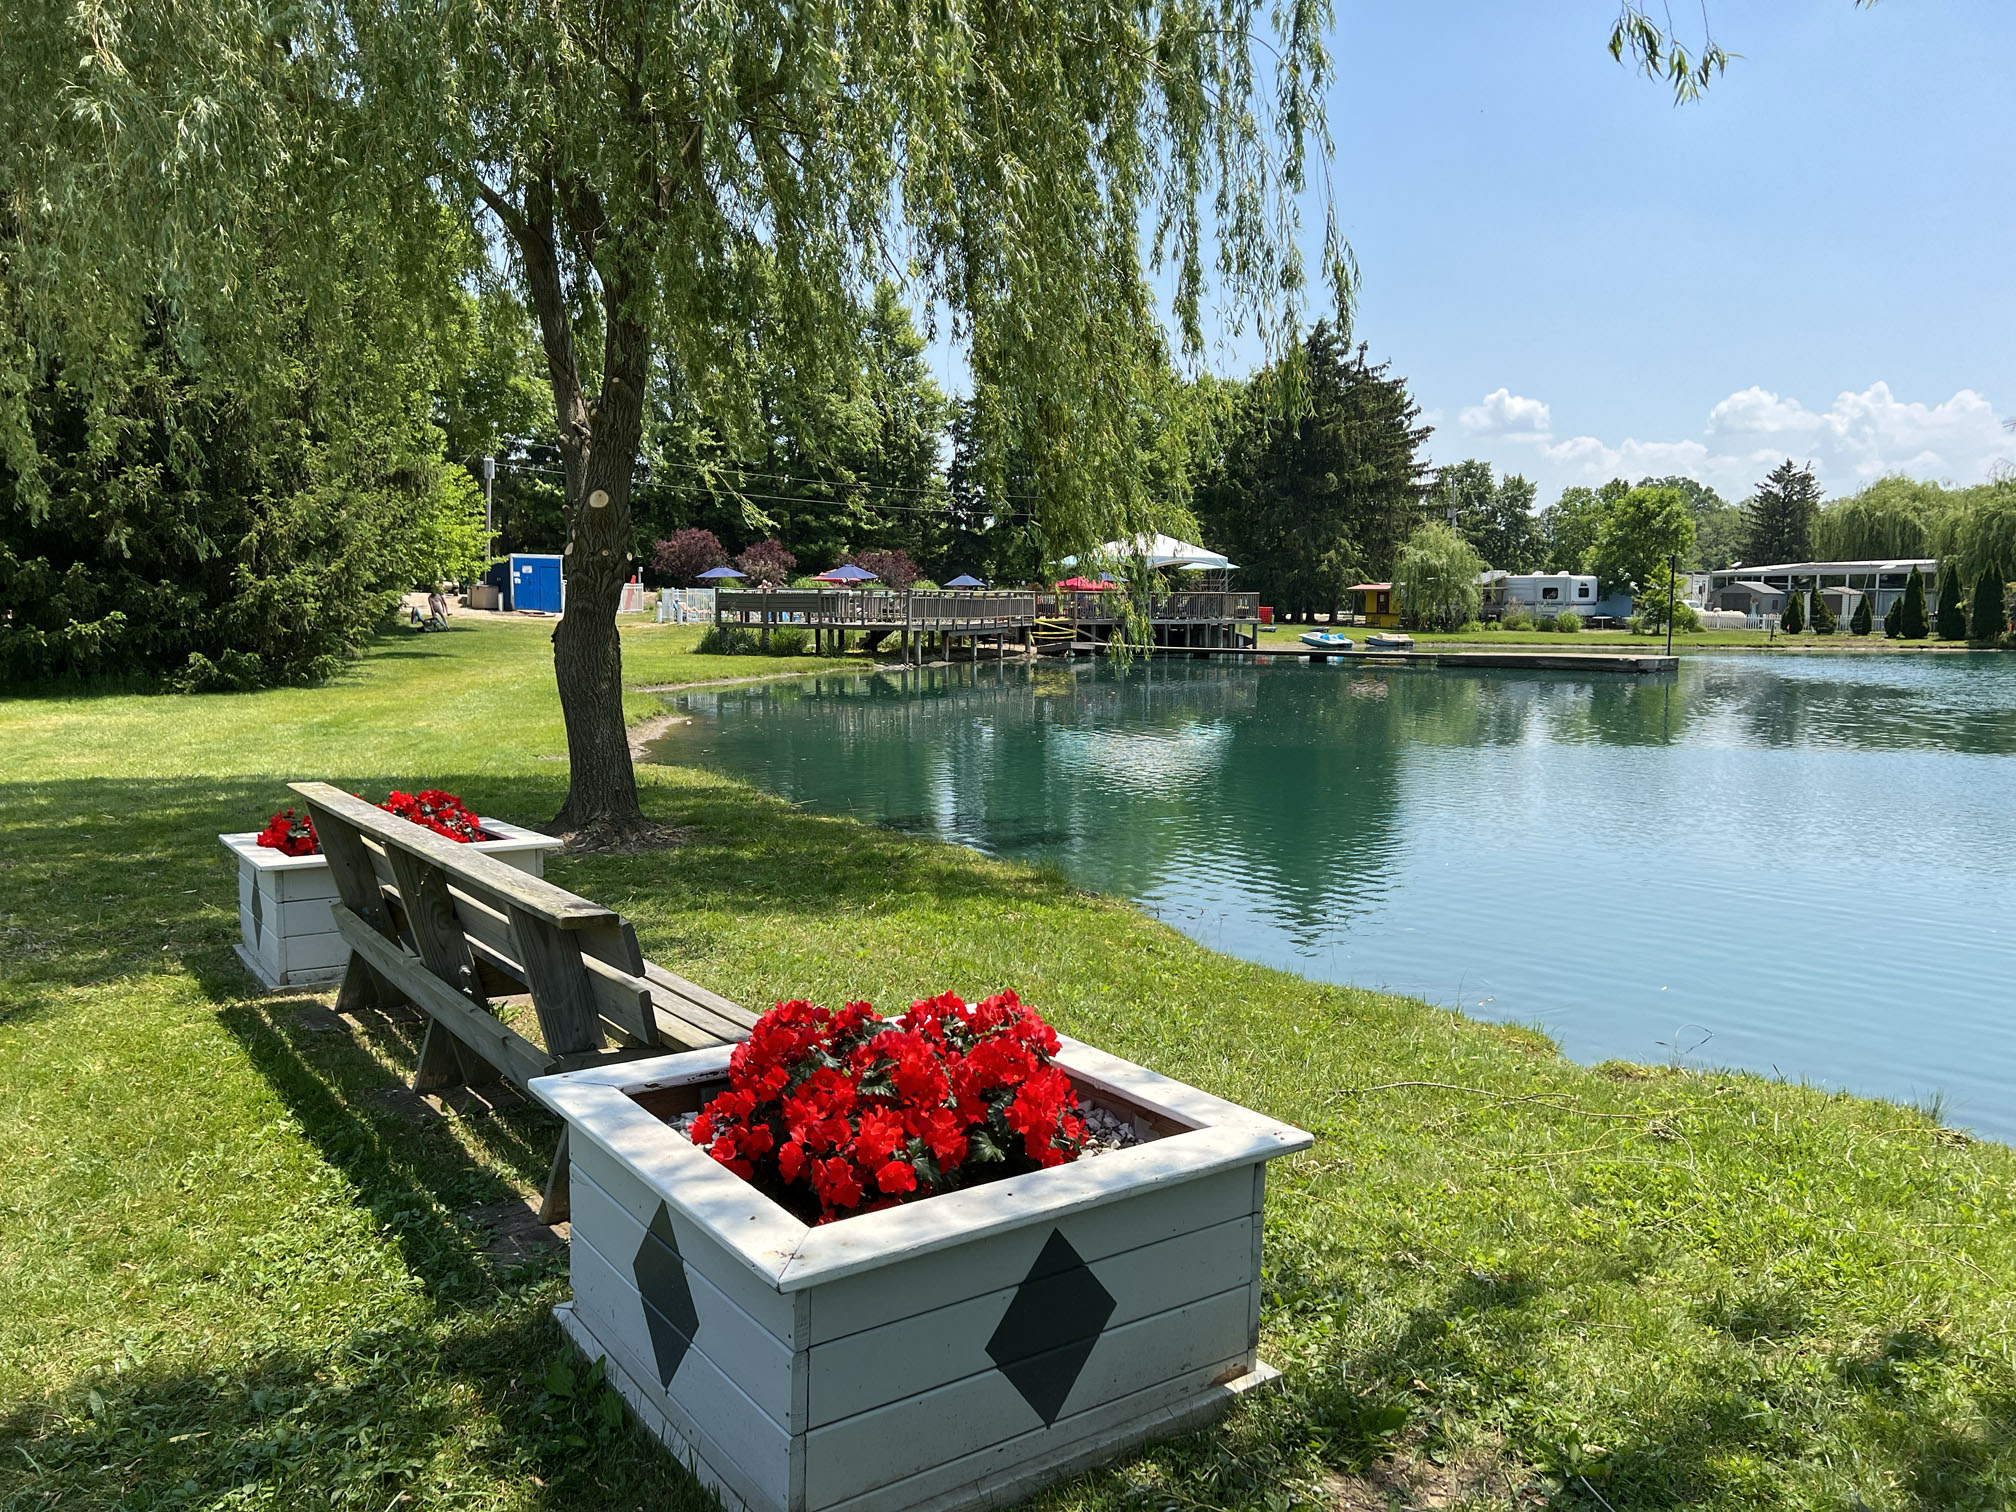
[
  {"left": 632, "top": 1203, "right": 700, "bottom": 1387},
  {"left": 985, "top": 1229, "right": 1116, "bottom": 1426}
]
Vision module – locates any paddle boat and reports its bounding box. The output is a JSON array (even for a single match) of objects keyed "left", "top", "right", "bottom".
[
  {"left": 1364, "top": 632, "right": 1415, "bottom": 651},
  {"left": 1298, "top": 631, "right": 1354, "bottom": 649}
]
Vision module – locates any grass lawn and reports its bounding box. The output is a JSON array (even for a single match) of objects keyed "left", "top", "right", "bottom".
[
  {"left": 5, "top": 617, "right": 2015, "bottom": 1510},
  {"left": 1256, "top": 625, "right": 2001, "bottom": 654}
]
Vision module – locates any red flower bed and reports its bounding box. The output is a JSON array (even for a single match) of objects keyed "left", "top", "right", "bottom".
[
  {"left": 690, "top": 992, "right": 1088, "bottom": 1223},
  {"left": 254, "top": 789, "right": 486, "bottom": 855},
  {"left": 254, "top": 808, "right": 319, "bottom": 856}
]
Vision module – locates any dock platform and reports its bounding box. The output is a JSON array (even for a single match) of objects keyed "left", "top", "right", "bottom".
[{"left": 1159, "top": 644, "right": 1678, "bottom": 673}]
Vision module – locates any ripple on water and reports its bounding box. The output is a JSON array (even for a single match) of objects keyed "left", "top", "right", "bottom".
[{"left": 649, "top": 654, "right": 2016, "bottom": 1140}]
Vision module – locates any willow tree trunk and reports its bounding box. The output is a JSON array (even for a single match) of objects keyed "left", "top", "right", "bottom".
[
  {"left": 549, "top": 313, "right": 651, "bottom": 834},
  {"left": 505, "top": 179, "right": 656, "bottom": 836}
]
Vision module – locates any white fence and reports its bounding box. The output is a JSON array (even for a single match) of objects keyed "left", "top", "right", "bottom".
[{"left": 656, "top": 588, "right": 716, "bottom": 624}]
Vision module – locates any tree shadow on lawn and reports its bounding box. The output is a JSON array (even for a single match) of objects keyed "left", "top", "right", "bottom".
[{"left": 0, "top": 1302, "right": 718, "bottom": 1511}]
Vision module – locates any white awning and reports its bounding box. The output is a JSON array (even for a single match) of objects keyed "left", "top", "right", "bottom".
[{"left": 1063, "top": 534, "right": 1238, "bottom": 572}]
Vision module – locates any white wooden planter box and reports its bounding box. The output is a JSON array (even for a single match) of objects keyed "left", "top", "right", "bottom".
[
  {"left": 530, "top": 1039, "right": 1312, "bottom": 1512},
  {"left": 219, "top": 819, "right": 562, "bottom": 990}
]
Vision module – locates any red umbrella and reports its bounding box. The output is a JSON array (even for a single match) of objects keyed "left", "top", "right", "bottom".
[{"left": 1056, "top": 576, "right": 1117, "bottom": 591}]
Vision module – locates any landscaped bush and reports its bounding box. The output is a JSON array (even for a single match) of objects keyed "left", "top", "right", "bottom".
[
  {"left": 1536, "top": 613, "right": 1559, "bottom": 632},
  {"left": 1884, "top": 597, "right": 1903, "bottom": 637},
  {"left": 1851, "top": 594, "right": 1874, "bottom": 635},
  {"left": 688, "top": 992, "right": 1085, "bottom": 1223},
  {"left": 1501, "top": 606, "right": 1534, "bottom": 631},
  {"left": 1899, "top": 565, "right": 1930, "bottom": 638},
  {"left": 697, "top": 625, "right": 759, "bottom": 654},
  {"left": 768, "top": 627, "right": 810, "bottom": 655},
  {"left": 1553, "top": 610, "right": 1582, "bottom": 632},
  {"left": 1782, "top": 588, "right": 1806, "bottom": 635},
  {"left": 1971, "top": 566, "right": 2004, "bottom": 640},
  {"left": 1936, "top": 562, "right": 1968, "bottom": 639},
  {"left": 1809, "top": 587, "right": 1837, "bottom": 635}
]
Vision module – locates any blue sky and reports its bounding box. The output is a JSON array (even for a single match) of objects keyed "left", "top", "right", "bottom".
[
  {"left": 1309, "top": 1, "right": 2015, "bottom": 505},
  {"left": 932, "top": 1, "right": 2014, "bottom": 508}
]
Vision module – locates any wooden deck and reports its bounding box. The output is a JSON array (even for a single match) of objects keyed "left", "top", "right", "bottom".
[{"left": 714, "top": 588, "right": 1261, "bottom": 658}]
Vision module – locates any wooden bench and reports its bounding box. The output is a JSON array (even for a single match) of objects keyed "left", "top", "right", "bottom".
[{"left": 291, "top": 782, "right": 756, "bottom": 1222}]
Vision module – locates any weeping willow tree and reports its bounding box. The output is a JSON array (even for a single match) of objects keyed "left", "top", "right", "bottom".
[
  {"left": 4, "top": 0, "right": 1353, "bottom": 832},
  {"left": 3, "top": 0, "right": 1836, "bottom": 828}
]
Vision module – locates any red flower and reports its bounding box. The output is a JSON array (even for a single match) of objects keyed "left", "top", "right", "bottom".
[
  {"left": 255, "top": 809, "right": 319, "bottom": 856},
  {"left": 687, "top": 991, "right": 1084, "bottom": 1222}
]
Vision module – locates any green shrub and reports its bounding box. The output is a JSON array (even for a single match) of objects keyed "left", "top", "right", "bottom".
[
  {"left": 1970, "top": 566, "right": 2004, "bottom": 640},
  {"left": 1809, "top": 587, "right": 1837, "bottom": 635},
  {"left": 1899, "top": 565, "right": 1930, "bottom": 638},
  {"left": 1536, "top": 613, "right": 1559, "bottom": 631},
  {"left": 697, "top": 625, "right": 758, "bottom": 654},
  {"left": 1553, "top": 610, "right": 1582, "bottom": 632},
  {"left": 768, "top": 627, "right": 810, "bottom": 655},
  {"left": 1936, "top": 562, "right": 1968, "bottom": 638},
  {"left": 1850, "top": 594, "right": 1873, "bottom": 635},
  {"left": 1501, "top": 606, "right": 1534, "bottom": 631},
  {"left": 1884, "top": 597, "right": 1902, "bottom": 637},
  {"left": 1781, "top": 588, "right": 1805, "bottom": 634}
]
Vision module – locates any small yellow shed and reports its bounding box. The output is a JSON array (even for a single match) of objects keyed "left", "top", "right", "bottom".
[{"left": 1350, "top": 582, "right": 1400, "bottom": 628}]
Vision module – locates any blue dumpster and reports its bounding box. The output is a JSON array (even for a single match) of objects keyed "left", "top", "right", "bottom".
[{"left": 508, "top": 554, "right": 564, "bottom": 614}]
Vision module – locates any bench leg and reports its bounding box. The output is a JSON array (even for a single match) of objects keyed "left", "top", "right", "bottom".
[
  {"left": 335, "top": 953, "right": 401, "bottom": 1017},
  {"left": 412, "top": 1018, "right": 465, "bottom": 1091},
  {"left": 538, "top": 1127, "right": 571, "bottom": 1225}
]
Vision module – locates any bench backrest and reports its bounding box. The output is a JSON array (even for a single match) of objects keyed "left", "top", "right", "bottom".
[{"left": 291, "top": 782, "right": 658, "bottom": 1060}]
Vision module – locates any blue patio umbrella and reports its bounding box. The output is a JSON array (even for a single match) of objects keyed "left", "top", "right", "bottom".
[
  {"left": 697, "top": 565, "right": 745, "bottom": 580},
  {"left": 817, "top": 563, "right": 878, "bottom": 582},
  {"left": 945, "top": 573, "right": 987, "bottom": 588}
]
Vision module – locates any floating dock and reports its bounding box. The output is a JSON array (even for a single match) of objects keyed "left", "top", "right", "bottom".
[{"left": 1153, "top": 644, "right": 1678, "bottom": 674}]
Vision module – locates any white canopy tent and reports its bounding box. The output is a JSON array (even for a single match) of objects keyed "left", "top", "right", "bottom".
[{"left": 1062, "top": 533, "right": 1239, "bottom": 572}]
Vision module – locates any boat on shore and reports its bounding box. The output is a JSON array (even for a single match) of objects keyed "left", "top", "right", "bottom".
[
  {"left": 1298, "top": 632, "right": 1354, "bottom": 649},
  {"left": 1365, "top": 632, "right": 1414, "bottom": 650}
]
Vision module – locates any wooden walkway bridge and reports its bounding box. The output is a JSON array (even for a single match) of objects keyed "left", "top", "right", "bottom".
[{"left": 714, "top": 588, "right": 1261, "bottom": 660}]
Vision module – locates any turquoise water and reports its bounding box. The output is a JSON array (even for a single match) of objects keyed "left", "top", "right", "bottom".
[{"left": 646, "top": 654, "right": 2016, "bottom": 1139}]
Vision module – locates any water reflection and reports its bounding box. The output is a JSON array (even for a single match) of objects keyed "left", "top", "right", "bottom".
[{"left": 648, "top": 654, "right": 2016, "bottom": 1139}]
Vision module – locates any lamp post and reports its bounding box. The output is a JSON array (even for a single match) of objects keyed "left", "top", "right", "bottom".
[{"left": 1665, "top": 551, "right": 1677, "bottom": 658}]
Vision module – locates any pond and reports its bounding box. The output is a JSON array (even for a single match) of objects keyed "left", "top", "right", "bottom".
[{"left": 645, "top": 653, "right": 2016, "bottom": 1140}]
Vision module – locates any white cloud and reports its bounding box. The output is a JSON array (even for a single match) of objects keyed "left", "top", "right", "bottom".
[
  {"left": 1449, "top": 382, "right": 2011, "bottom": 500},
  {"left": 1459, "top": 387, "right": 1552, "bottom": 437}
]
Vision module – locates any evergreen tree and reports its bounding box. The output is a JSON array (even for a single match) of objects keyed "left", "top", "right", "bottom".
[
  {"left": 1972, "top": 565, "right": 2006, "bottom": 640},
  {"left": 1808, "top": 586, "right": 1837, "bottom": 635},
  {"left": 1850, "top": 593, "right": 1873, "bottom": 635},
  {"left": 1781, "top": 585, "right": 1805, "bottom": 634},
  {"left": 1431, "top": 460, "right": 1542, "bottom": 572},
  {"left": 1884, "top": 596, "right": 1903, "bottom": 637},
  {"left": 1899, "top": 565, "right": 1930, "bottom": 638},
  {"left": 1193, "top": 327, "right": 1432, "bottom": 622},
  {"left": 1743, "top": 459, "right": 1821, "bottom": 565},
  {"left": 1936, "top": 562, "right": 1968, "bottom": 638}
]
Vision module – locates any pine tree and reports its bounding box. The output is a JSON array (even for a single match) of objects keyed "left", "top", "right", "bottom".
[
  {"left": 1743, "top": 459, "right": 1821, "bottom": 566},
  {"left": 1809, "top": 586, "right": 1837, "bottom": 635},
  {"left": 1884, "top": 596, "right": 1902, "bottom": 637},
  {"left": 1850, "top": 593, "right": 1873, "bottom": 635},
  {"left": 1899, "top": 565, "right": 1930, "bottom": 638},
  {"left": 1936, "top": 562, "right": 1968, "bottom": 638},
  {"left": 1781, "top": 586, "right": 1805, "bottom": 634},
  {"left": 1971, "top": 565, "right": 2004, "bottom": 641}
]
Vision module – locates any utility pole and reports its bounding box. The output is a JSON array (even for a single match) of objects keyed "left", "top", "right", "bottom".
[
  {"left": 480, "top": 456, "right": 497, "bottom": 561},
  {"left": 1665, "top": 551, "right": 1677, "bottom": 658}
]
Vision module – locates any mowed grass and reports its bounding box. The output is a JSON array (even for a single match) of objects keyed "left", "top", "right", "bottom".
[{"left": 4, "top": 618, "right": 2015, "bottom": 1511}]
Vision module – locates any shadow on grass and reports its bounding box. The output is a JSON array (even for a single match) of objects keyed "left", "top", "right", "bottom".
[{"left": 0, "top": 1304, "right": 719, "bottom": 1511}]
